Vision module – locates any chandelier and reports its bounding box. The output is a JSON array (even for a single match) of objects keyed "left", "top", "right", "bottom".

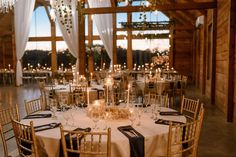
[{"left": 0, "top": 0, "right": 17, "bottom": 13}]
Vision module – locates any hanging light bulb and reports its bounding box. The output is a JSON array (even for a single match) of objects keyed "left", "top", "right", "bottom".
[
  {"left": 145, "top": 1, "right": 150, "bottom": 7},
  {"left": 125, "top": 0, "right": 129, "bottom": 6},
  {"left": 154, "top": 10, "right": 158, "bottom": 15}
]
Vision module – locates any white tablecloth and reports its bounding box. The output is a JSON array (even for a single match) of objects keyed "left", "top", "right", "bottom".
[{"left": 21, "top": 106, "right": 185, "bottom": 157}]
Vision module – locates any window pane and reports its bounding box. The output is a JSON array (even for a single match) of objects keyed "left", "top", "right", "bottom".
[{"left": 29, "top": 7, "right": 51, "bottom": 37}]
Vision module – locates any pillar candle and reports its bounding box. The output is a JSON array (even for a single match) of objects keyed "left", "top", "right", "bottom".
[{"left": 87, "top": 88, "right": 90, "bottom": 105}]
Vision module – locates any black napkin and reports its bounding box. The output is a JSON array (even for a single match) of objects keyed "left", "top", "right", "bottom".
[
  {"left": 155, "top": 119, "right": 184, "bottom": 125},
  {"left": 57, "top": 106, "right": 71, "bottom": 112},
  {"left": 159, "top": 111, "right": 182, "bottom": 116},
  {"left": 20, "top": 123, "right": 60, "bottom": 156},
  {"left": 24, "top": 113, "right": 52, "bottom": 119},
  {"left": 34, "top": 123, "right": 61, "bottom": 132},
  {"left": 118, "top": 125, "right": 144, "bottom": 157},
  {"left": 60, "top": 127, "right": 91, "bottom": 157}
]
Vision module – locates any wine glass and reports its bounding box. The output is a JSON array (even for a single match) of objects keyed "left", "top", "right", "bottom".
[
  {"left": 63, "top": 111, "right": 71, "bottom": 126},
  {"left": 129, "top": 108, "right": 136, "bottom": 126},
  {"left": 136, "top": 107, "right": 143, "bottom": 126},
  {"left": 50, "top": 103, "right": 57, "bottom": 119},
  {"left": 91, "top": 111, "right": 100, "bottom": 130},
  {"left": 101, "top": 112, "right": 110, "bottom": 130}
]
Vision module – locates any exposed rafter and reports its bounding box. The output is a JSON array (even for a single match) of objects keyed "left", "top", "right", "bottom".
[{"left": 82, "top": 2, "right": 217, "bottom": 14}]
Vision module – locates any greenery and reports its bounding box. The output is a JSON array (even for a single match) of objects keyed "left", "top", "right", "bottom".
[{"left": 22, "top": 45, "right": 168, "bottom": 69}]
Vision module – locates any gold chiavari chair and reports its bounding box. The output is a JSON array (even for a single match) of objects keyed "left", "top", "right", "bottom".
[
  {"left": 163, "top": 81, "right": 175, "bottom": 107},
  {"left": 60, "top": 126, "right": 111, "bottom": 157},
  {"left": 0, "top": 105, "right": 20, "bottom": 157},
  {"left": 143, "top": 93, "right": 169, "bottom": 108},
  {"left": 69, "top": 85, "right": 87, "bottom": 105},
  {"left": 40, "top": 84, "right": 56, "bottom": 109},
  {"left": 24, "top": 97, "right": 43, "bottom": 115},
  {"left": 195, "top": 103, "right": 204, "bottom": 156},
  {"left": 174, "top": 80, "right": 186, "bottom": 102},
  {"left": 113, "top": 90, "right": 127, "bottom": 105},
  {"left": 180, "top": 95, "right": 200, "bottom": 122},
  {"left": 167, "top": 119, "right": 200, "bottom": 157},
  {"left": 156, "top": 94, "right": 169, "bottom": 108},
  {"left": 11, "top": 120, "right": 39, "bottom": 157}
]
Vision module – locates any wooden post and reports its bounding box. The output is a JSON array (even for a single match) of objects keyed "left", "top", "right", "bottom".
[
  {"left": 113, "top": 13, "right": 117, "bottom": 65},
  {"left": 11, "top": 11, "right": 17, "bottom": 85},
  {"left": 192, "top": 30, "right": 196, "bottom": 84},
  {"left": 51, "top": 21, "right": 57, "bottom": 77},
  {"left": 169, "top": 25, "right": 174, "bottom": 67},
  {"left": 88, "top": 14, "right": 94, "bottom": 73},
  {"left": 2, "top": 40, "right": 5, "bottom": 68},
  {"left": 227, "top": 0, "right": 236, "bottom": 122},
  {"left": 211, "top": 8, "right": 217, "bottom": 105},
  {"left": 127, "top": 12, "right": 132, "bottom": 70},
  {"left": 78, "top": 6, "right": 86, "bottom": 75},
  {"left": 202, "top": 13, "right": 207, "bottom": 95}
]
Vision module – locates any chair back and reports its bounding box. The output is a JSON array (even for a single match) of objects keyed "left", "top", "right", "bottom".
[
  {"left": 69, "top": 85, "right": 87, "bottom": 105},
  {"left": 25, "top": 98, "right": 43, "bottom": 115},
  {"left": 144, "top": 93, "right": 169, "bottom": 107},
  {"left": 167, "top": 119, "right": 200, "bottom": 157},
  {"left": 180, "top": 95, "right": 199, "bottom": 121},
  {"left": 195, "top": 103, "right": 204, "bottom": 156},
  {"left": 11, "top": 120, "right": 39, "bottom": 157},
  {"left": 113, "top": 90, "right": 127, "bottom": 105},
  {"left": 0, "top": 104, "right": 20, "bottom": 157},
  {"left": 60, "top": 126, "right": 111, "bottom": 157}
]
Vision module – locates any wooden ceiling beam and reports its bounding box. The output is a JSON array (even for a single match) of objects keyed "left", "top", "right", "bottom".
[
  {"left": 110, "top": 0, "right": 117, "bottom": 7},
  {"left": 116, "top": 25, "right": 195, "bottom": 31},
  {"left": 82, "top": 2, "right": 217, "bottom": 14},
  {"left": 42, "top": 0, "right": 53, "bottom": 23}
]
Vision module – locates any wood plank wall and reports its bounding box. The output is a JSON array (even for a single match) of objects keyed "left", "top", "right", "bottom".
[
  {"left": 214, "top": 0, "right": 230, "bottom": 115},
  {"left": 173, "top": 29, "right": 194, "bottom": 81},
  {"left": 197, "top": 0, "right": 236, "bottom": 122},
  {"left": 0, "top": 36, "right": 13, "bottom": 69}
]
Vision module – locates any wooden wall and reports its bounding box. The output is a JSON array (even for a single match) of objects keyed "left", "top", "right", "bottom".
[
  {"left": 196, "top": 0, "right": 236, "bottom": 122},
  {"left": 173, "top": 29, "right": 194, "bottom": 81},
  {"left": 0, "top": 36, "right": 14, "bottom": 69}
]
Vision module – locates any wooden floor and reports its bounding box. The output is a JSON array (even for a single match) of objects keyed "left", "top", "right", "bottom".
[{"left": 0, "top": 84, "right": 236, "bottom": 157}]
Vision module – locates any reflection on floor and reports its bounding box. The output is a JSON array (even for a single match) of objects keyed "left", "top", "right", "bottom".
[{"left": 0, "top": 84, "right": 235, "bottom": 157}]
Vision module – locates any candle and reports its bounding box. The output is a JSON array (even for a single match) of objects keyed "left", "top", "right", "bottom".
[
  {"left": 87, "top": 88, "right": 90, "bottom": 105},
  {"left": 127, "top": 83, "right": 131, "bottom": 107},
  {"left": 106, "top": 85, "right": 109, "bottom": 105},
  {"left": 90, "top": 72, "right": 93, "bottom": 80}
]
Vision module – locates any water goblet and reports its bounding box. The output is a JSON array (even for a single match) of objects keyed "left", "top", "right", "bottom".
[
  {"left": 136, "top": 107, "right": 143, "bottom": 126},
  {"left": 129, "top": 108, "right": 136, "bottom": 126},
  {"left": 50, "top": 104, "right": 57, "bottom": 119},
  {"left": 63, "top": 111, "right": 71, "bottom": 126},
  {"left": 91, "top": 111, "right": 100, "bottom": 130}
]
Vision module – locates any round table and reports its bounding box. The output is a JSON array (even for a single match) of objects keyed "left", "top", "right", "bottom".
[{"left": 21, "top": 106, "right": 186, "bottom": 157}]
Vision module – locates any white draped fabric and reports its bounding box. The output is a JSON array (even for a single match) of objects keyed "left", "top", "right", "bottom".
[
  {"left": 54, "top": 0, "right": 79, "bottom": 68},
  {"left": 14, "top": 0, "right": 35, "bottom": 86},
  {"left": 87, "top": 0, "right": 113, "bottom": 65}
]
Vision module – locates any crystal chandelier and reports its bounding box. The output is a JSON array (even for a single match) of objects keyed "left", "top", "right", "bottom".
[{"left": 0, "top": 0, "right": 17, "bottom": 13}]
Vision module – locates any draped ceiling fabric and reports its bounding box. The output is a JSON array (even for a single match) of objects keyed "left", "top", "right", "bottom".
[
  {"left": 54, "top": 0, "right": 79, "bottom": 72},
  {"left": 14, "top": 0, "right": 36, "bottom": 86},
  {"left": 87, "top": 0, "right": 113, "bottom": 66}
]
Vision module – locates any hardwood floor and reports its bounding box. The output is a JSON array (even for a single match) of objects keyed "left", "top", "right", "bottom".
[{"left": 0, "top": 84, "right": 235, "bottom": 157}]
